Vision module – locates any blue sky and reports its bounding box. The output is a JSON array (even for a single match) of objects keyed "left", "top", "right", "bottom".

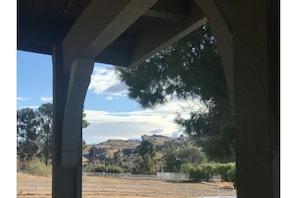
[{"left": 17, "top": 50, "right": 199, "bottom": 144}]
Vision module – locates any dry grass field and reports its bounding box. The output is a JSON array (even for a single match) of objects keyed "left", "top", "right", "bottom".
[{"left": 17, "top": 172, "right": 236, "bottom": 198}]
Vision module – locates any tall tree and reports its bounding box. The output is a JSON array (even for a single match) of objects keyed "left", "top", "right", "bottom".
[
  {"left": 135, "top": 140, "right": 157, "bottom": 174},
  {"left": 17, "top": 108, "right": 40, "bottom": 168},
  {"left": 161, "top": 144, "right": 180, "bottom": 172},
  {"left": 37, "top": 103, "right": 53, "bottom": 166},
  {"left": 117, "top": 24, "right": 235, "bottom": 161},
  {"left": 17, "top": 104, "right": 90, "bottom": 167},
  {"left": 82, "top": 107, "right": 90, "bottom": 129},
  {"left": 177, "top": 147, "right": 206, "bottom": 165}
]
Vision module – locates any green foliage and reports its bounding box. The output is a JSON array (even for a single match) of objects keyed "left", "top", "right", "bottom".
[
  {"left": 213, "top": 162, "right": 236, "bottom": 182},
  {"left": 177, "top": 147, "right": 206, "bottom": 165},
  {"left": 162, "top": 145, "right": 206, "bottom": 172},
  {"left": 139, "top": 140, "right": 156, "bottom": 157},
  {"left": 180, "top": 163, "right": 196, "bottom": 176},
  {"left": 27, "top": 158, "right": 52, "bottom": 177},
  {"left": 117, "top": 23, "right": 235, "bottom": 161},
  {"left": 190, "top": 163, "right": 216, "bottom": 181},
  {"left": 105, "top": 165, "right": 123, "bottom": 173},
  {"left": 162, "top": 144, "right": 179, "bottom": 172},
  {"left": 82, "top": 107, "right": 90, "bottom": 129},
  {"left": 82, "top": 139, "right": 87, "bottom": 152},
  {"left": 17, "top": 108, "right": 40, "bottom": 167},
  {"left": 95, "top": 165, "right": 123, "bottom": 173},
  {"left": 37, "top": 103, "right": 53, "bottom": 166},
  {"left": 133, "top": 140, "right": 158, "bottom": 174},
  {"left": 180, "top": 162, "right": 236, "bottom": 182},
  {"left": 132, "top": 154, "right": 157, "bottom": 175},
  {"left": 17, "top": 103, "right": 90, "bottom": 167}
]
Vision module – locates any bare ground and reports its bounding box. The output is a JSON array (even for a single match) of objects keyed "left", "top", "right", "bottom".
[{"left": 17, "top": 172, "right": 236, "bottom": 198}]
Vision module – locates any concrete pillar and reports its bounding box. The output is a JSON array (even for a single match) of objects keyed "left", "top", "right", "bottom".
[
  {"left": 233, "top": 0, "right": 279, "bottom": 198},
  {"left": 52, "top": 44, "right": 94, "bottom": 198}
]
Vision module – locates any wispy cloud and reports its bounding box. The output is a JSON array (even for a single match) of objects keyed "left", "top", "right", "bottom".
[
  {"left": 105, "top": 96, "right": 113, "bottom": 100},
  {"left": 17, "top": 97, "right": 31, "bottom": 101},
  {"left": 82, "top": 98, "right": 205, "bottom": 144},
  {"left": 88, "top": 66, "right": 128, "bottom": 96},
  {"left": 40, "top": 96, "right": 52, "bottom": 102},
  {"left": 17, "top": 105, "right": 39, "bottom": 110}
]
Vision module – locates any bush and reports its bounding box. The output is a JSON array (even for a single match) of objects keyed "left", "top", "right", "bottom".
[
  {"left": 105, "top": 165, "right": 123, "bottom": 173},
  {"left": 27, "top": 158, "right": 52, "bottom": 177},
  {"left": 181, "top": 162, "right": 236, "bottom": 182},
  {"left": 94, "top": 166, "right": 105, "bottom": 172},
  {"left": 95, "top": 165, "right": 123, "bottom": 173},
  {"left": 226, "top": 163, "right": 236, "bottom": 182},
  {"left": 213, "top": 162, "right": 236, "bottom": 182},
  {"left": 189, "top": 163, "right": 216, "bottom": 181},
  {"left": 180, "top": 163, "right": 196, "bottom": 176}
]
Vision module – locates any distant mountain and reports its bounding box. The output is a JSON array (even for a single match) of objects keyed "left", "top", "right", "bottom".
[{"left": 83, "top": 134, "right": 194, "bottom": 172}]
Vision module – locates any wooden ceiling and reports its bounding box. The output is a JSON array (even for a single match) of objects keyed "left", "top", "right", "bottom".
[{"left": 17, "top": 0, "right": 206, "bottom": 67}]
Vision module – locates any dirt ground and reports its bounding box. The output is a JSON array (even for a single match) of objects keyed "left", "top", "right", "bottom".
[{"left": 17, "top": 172, "right": 236, "bottom": 198}]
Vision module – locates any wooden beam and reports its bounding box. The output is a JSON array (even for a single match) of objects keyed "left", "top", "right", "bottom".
[
  {"left": 60, "top": 58, "right": 94, "bottom": 167},
  {"left": 62, "top": 0, "right": 158, "bottom": 71},
  {"left": 17, "top": 17, "right": 71, "bottom": 54},
  {"left": 129, "top": 2, "right": 206, "bottom": 67},
  {"left": 194, "top": 0, "right": 234, "bottom": 114},
  {"left": 144, "top": 9, "right": 186, "bottom": 20}
]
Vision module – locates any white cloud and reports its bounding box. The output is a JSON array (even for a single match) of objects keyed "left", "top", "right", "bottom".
[
  {"left": 82, "top": 98, "right": 205, "bottom": 144},
  {"left": 17, "top": 105, "right": 39, "bottom": 110},
  {"left": 105, "top": 96, "right": 113, "bottom": 100},
  {"left": 40, "top": 96, "right": 52, "bottom": 102},
  {"left": 17, "top": 97, "right": 31, "bottom": 101},
  {"left": 88, "top": 66, "right": 128, "bottom": 96}
]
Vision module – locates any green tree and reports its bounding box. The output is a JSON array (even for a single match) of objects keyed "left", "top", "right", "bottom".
[
  {"left": 17, "top": 108, "right": 40, "bottom": 168},
  {"left": 37, "top": 103, "right": 53, "bottom": 166},
  {"left": 82, "top": 107, "right": 90, "bottom": 128},
  {"left": 17, "top": 104, "right": 90, "bottom": 167},
  {"left": 135, "top": 140, "right": 157, "bottom": 174},
  {"left": 139, "top": 139, "right": 156, "bottom": 157},
  {"left": 82, "top": 139, "right": 88, "bottom": 152},
  {"left": 117, "top": 24, "right": 235, "bottom": 161},
  {"left": 177, "top": 147, "right": 206, "bottom": 165},
  {"left": 161, "top": 144, "right": 180, "bottom": 172},
  {"left": 82, "top": 107, "right": 89, "bottom": 153}
]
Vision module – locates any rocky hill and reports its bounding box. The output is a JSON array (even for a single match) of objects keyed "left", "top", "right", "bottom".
[{"left": 83, "top": 134, "right": 194, "bottom": 172}]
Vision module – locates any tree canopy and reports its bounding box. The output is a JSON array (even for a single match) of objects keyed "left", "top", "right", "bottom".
[
  {"left": 117, "top": 24, "right": 235, "bottom": 161},
  {"left": 133, "top": 140, "right": 157, "bottom": 174},
  {"left": 17, "top": 103, "right": 90, "bottom": 168}
]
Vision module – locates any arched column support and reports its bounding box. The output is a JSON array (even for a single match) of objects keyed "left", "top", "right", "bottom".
[
  {"left": 194, "top": 1, "right": 279, "bottom": 198},
  {"left": 61, "top": 58, "right": 94, "bottom": 167},
  {"left": 52, "top": 43, "right": 94, "bottom": 198},
  {"left": 194, "top": 0, "right": 234, "bottom": 114}
]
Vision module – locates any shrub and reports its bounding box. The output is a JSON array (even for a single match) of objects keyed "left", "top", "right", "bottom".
[
  {"left": 181, "top": 162, "right": 236, "bottom": 182},
  {"left": 226, "top": 163, "right": 236, "bottom": 182},
  {"left": 95, "top": 166, "right": 105, "bottom": 172},
  {"left": 190, "top": 163, "right": 216, "bottom": 181},
  {"left": 180, "top": 163, "right": 196, "bottom": 176},
  {"left": 95, "top": 165, "right": 123, "bottom": 173},
  {"left": 213, "top": 162, "right": 236, "bottom": 182},
  {"left": 105, "top": 165, "right": 123, "bottom": 173},
  {"left": 27, "top": 158, "right": 52, "bottom": 177}
]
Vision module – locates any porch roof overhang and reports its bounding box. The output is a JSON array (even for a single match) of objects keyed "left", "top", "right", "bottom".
[{"left": 17, "top": 0, "right": 209, "bottom": 70}]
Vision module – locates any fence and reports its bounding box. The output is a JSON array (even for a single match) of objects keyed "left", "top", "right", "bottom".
[{"left": 83, "top": 171, "right": 190, "bottom": 181}]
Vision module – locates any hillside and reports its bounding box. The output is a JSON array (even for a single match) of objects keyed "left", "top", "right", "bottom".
[{"left": 83, "top": 134, "right": 194, "bottom": 172}]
